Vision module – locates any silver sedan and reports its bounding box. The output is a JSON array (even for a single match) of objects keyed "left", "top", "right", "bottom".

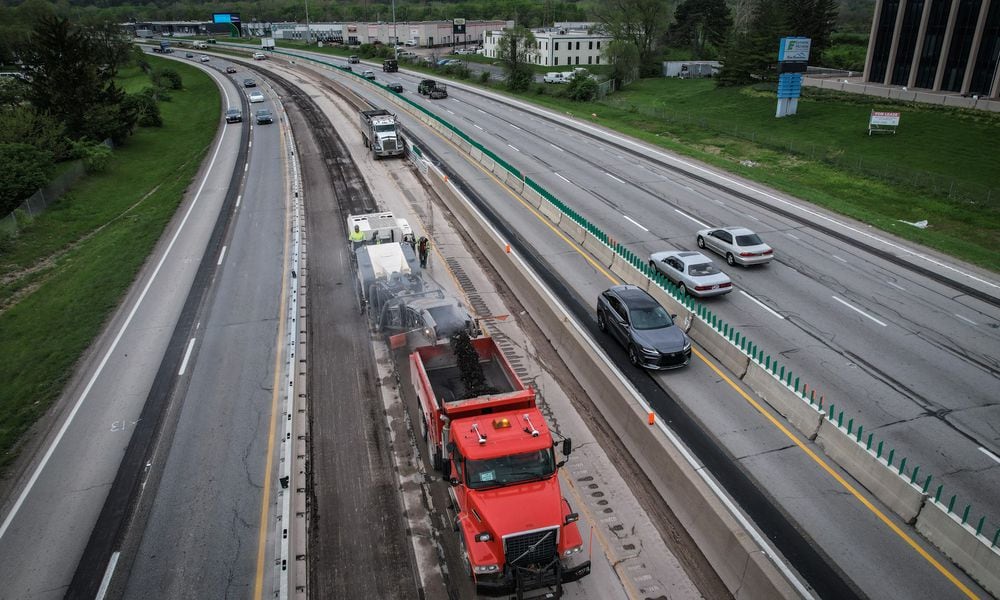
[
  {"left": 696, "top": 226, "right": 773, "bottom": 266},
  {"left": 650, "top": 251, "right": 733, "bottom": 297}
]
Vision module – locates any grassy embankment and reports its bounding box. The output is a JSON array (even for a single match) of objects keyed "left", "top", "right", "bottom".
[{"left": 0, "top": 56, "right": 220, "bottom": 469}]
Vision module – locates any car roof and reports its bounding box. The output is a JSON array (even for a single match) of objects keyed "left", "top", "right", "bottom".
[
  {"left": 722, "top": 226, "right": 755, "bottom": 235},
  {"left": 609, "top": 285, "right": 658, "bottom": 308}
]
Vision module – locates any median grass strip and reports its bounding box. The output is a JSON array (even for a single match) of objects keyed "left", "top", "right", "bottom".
[{"left": 0, "top": 56, "right": 220, "bottom": 469}]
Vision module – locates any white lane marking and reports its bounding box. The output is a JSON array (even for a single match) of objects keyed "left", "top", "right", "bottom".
[
  {"left": 786, "top": 232, "right": 800, "bottom": 240},
  {"left": 556, "top": 173, "right": 571, "bottom": 184},
  {"left": 248, "top": 141, "right": 252, "bottom": 149},
  {"left": 473, "top": 124, "right": 483, "bottom": 130},
  {"left": 674, "top": 209, "right": 709, "bottom": 228},
  {"left": 0, "top": 69, "right": 234, "bottom": 540},
  {"left": 624, "top": 215, "right": 649, "bottom": 232},
  {"left": 739, "top": 291, "right": 784, "bottom": 319},
  {"left": 178, "top": 338, "right": 197, "bottom": 376},
  {"left": 550, "top": 143, "right": 564, "bottom": 152},
  {"left": 832, "top": 255, "right": 849, "bottom": 263},
  {"left": 95, "top": 551, "right": 120, "bottom": 600},
  {"left": 485, "top": 94, "right": 1000, "bottom": 294},
  {"left": 446, "top": 109, "right": 455, "bottom": 114},
  {"left": 508, "top": 144, "right": 520, "bottom": 152},
  {"left": 217, "top": 245, "right": 228, "bottom": 266},
  {"left": 954, "top": 313, "right": 978, "bottom": 326},
  {"left": 979, "top": 447, "right": 1000, "bottom": 464},
  {"left": 477, "top": 108, "right": 486, "bottom": 114},
  {"left": 832, "top": 296, "right": 887, "bottom": 327},
  {"left": 746, "top": 214, "right": 760, "bottom": 221},
  {"left": 244, "top": 163, "right": 249, "bottom": 172},
  {"left": 885, "top": 280, "right": 907, "bottom": 291},
  {"left": 510, "top": 124, "right": 521, "bottom": 130},
  {"left": 606, "top": 172, "right": 625, "bottom": 184}
]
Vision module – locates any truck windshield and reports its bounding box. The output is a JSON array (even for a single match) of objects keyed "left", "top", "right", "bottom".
[
  {"left": 466, "top": 449, "right": 555, "bottom": 489},
  {"left": 374, "top": 124, "right": 396, "bottom": 133}
]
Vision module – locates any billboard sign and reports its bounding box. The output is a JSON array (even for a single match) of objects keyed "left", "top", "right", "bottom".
[
  {"left": 453, "top": 18, "right": 466, "bottom": 35},
  {"left": 212, "top": 13, "right": 242, "bottom": 36},
  {"left": 778, "top": 37, "right": 811, "bottom": 62}
]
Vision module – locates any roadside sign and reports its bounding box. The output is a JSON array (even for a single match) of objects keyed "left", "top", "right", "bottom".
[
  {"left": 453, "top": 18, "right": 466, "bottom": 35},
  {"left": 868, "top": 111, "right": 900, "bottom": 135}
]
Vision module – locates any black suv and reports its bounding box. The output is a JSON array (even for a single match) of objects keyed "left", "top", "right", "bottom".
[
  {"left": 596, "top": 285, "right": 691, "bottom": 369},
  {"left": 418, "top": 79, "right": 437, "bottom": 95}
]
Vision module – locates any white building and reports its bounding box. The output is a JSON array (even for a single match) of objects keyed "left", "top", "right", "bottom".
[
  {"left": 483, "top": 27, "right": 612, "bottom": 68},
  {"left": 253, "top": 20, "right": 508, "bottom": 47}
]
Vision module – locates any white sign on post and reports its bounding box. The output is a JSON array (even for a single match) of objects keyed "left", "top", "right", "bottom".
[{"left": 868, "top": 111, "right": 900, "bottom": 135}]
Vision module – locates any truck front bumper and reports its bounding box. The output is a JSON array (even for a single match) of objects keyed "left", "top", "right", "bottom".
[{"left": 475, "top": 559, "right": 591, "bottom": 597}]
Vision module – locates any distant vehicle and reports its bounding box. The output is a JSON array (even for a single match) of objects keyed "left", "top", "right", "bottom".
[
  {"left": 226, "top": 66, "right": 237, "bottom": 73},
  {"left": 248, "top": 90, "right": 265, "bottom": 103},
  {"left": 359, "top": 108, "right": 404, "bottom": 159},
  {"left": 696, "top": 227, "right": 773, "bottom": 266},
  {"left": 387, "top": 82, "right": 403, "bottom": 93},
  {"left": 596, "top": 285, "right": 691, "bottom": 370},
  {"left": 418, "top": 79, "right": 447, "bottom": 98},
  {"left": 543, "top": 72, "right": 568, "bottom": 83},
  {"left": 362, "top": 69, "right": 376, "bottom": 80},
  {"left": 253, "top": 52, "right": 266, "bottom": 60},
  {"left": 649, "top": 251, "right": 732, "bottom": 297},
  {"left": 225, "top": 108, "right": 242, "bottom": 123},
  {"left": 454, "top": 48, "right": 475, "bottom": 55},
  {"left": 152, "top": 40, "right": 172, "bottom": 53},
  {"left": 397, "top": 50, "right": 417, "bottom": 59},
  {"left": 382, "top": 58, "right": 397, "bottom": 72},
  {"left": 348, "top": 55, "right": 360, "bottom": 64},
  {"left": 193, "top": 41, "right": 208, "bottom": 49},
  {"left": 199, "top": 55, "right": 210, "bottom": 63},
  {"left": 206, "top": 38, "right": 216, "bottom": 44},
  {"left": 404, "top": 40, "right": 417, "bottom": 47},
  {"left": 243, "top": 78, "right": 256, "bottom": 87},
  {"left": 255, "top": 109, "right": 273, "bottom": 124}
]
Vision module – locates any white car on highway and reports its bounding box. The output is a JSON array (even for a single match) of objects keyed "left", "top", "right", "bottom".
[
  {"left": 650, "top": 251, "right": 733, "bottom": 297},
  {"left": 696, "top": 226, "right": 773, "bottom": 266},
  {"left": 248, "top": 90, "right": 265, "bottom": 103}
]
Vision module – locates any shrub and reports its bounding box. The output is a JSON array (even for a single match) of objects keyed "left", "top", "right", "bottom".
[
  {"left": 152, "top": 67, "right": 182, "bottom": 91},
  {"left": 69, "top": 140, "right": 113, "bottom": 173},
  {"left": 479, "top": 71, "right": 491, "bottom": 84}
]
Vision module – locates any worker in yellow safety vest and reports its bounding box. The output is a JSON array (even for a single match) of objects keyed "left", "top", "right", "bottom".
[{"left": 349, "top": 224, "right": 365, "bottom": 252}]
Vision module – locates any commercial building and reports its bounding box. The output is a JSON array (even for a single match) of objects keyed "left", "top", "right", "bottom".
[
  {"left": 246, "top": 19, "right": 508, "bottom": 47},
  {"left": 482, "top": 25, "right": 612, "bottom": 67},
  {"left": 864, "top": 0, "right": 1000, "bottom": 98}
]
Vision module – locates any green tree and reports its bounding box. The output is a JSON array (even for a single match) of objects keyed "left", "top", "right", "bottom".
[
  {"left": 494, "top": 26, "right": 537, "bottom": 92},
  {"left": 668, "top": 0, "right": 733, "bottom": 59},
  {"left": 596, "top": 0, "right": 672, "bottom": 76},
  {"left": 0, "top": 143, "right": 53, "bottom": 216},
  {"left": 717, "top": 0, "right": 788, "bottom": 86},
  {"left": 788, "top": 0, "right": 839, "bottom": 62},
  {"left": 565, "top": 74, "right": 598, "bottom": 101},
  {"left": 604, "top": 40, "right": 641, "bottom": 88}
]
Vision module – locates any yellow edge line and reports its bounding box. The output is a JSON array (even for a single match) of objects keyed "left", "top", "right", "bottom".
[
  {"left": 422, "top": 121, "right": 978, "bottom": 599},
  {"left": 254, "top": 124, "right": 293, "bottom": 599}
]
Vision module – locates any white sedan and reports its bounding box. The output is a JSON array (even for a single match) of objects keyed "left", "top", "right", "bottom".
[
  {"left": 696, "top": 226, "right": 773, "bottom": 266},
  {"left": 248, "top": 90, "right": 265, "bottom": 103},
  {"left": 650, "top": 251, "right": 733, "bottom": 297}
]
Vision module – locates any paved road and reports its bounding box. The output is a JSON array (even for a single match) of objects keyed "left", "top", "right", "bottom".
[
  {"left": 120, "top": 58, "right": 287, "bottom": 599},
  {"left": 312, "top": 64, "right": 992, "bottom": 598},
  {"left": 0, "top": 64, "right": 242, "bottom": 598}
]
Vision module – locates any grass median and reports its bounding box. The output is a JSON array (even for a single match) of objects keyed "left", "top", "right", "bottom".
[{"left": 0, "top": 56, "right": 220, "bottom": 470}]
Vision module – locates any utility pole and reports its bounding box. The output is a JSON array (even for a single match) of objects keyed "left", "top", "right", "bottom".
[
  {"left": 392, "top": 0, "right": 397, "bottom": 58},
  {"left": 304, "top": 0, "right": 312, "bottom": 44}
]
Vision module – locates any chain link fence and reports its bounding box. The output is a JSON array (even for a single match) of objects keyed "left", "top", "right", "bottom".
[{"left": 1, "top": 161, "right": 87, "bottom": 239}]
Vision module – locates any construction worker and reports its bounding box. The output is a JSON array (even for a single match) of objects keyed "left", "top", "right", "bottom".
[
  {"left": 349, "top": 224, "right": 365, "bottom": 252},
  {"left": 417, "top": 236, "right": 430, "bottom": 269}
]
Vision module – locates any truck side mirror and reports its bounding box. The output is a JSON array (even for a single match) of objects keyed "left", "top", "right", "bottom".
[
  {"left": 562, "top": 438, "right": 572, "bottom": 456},
  {"left": 449, "top": 477, "right": 459, "bottom": 487}
]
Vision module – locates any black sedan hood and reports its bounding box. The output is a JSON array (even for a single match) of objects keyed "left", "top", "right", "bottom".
[{"left": 632, "top": 324, "right": 686, "bottom": 353}]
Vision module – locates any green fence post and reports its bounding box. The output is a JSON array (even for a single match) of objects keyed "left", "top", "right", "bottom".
[
  {"left": 856, "top": 424, "right": 863, "bottom": 442},
  {"left": 866, "top": 432, "right": 874, "bottom": 450},
  {"left": 765, "top": 356, "right": 770, "bottom": 370},
  {"left": 779, "top": 365, "right": 785, "bottom": 380},
  {"left": 935, "top": 484, "right": 943, "bottom": 503},
  {"left": 837, "top": 411, "right": 844, "bottom": 428},
  {"left": 794, "top": 376, "right": 800, "bottom": 392},
  {"left": 910, "top": 465, "right": 919, "bottom": 484},
  {"left": 992, "top": 527, "right": 999, "bottom": 547},
  {"left": 976, "top": 516, "right": 985, "bottom": 536},
  {"left": 898, "top": 457, "right": 906, "bottom": 475},
  {"left": 887, "top": 448, "right": 894, "bottom": 467},
  {"left": 847, "top": 418, "right": 854, "bottom": 435},
  {"left": 876, "top": 440, "right": 883, "bottom": 458},
  {"left": 961, "top": 504, "right": 971, "bottom": 524},
  {"left": 947, "top": 495, "right": 956, "bottom": 513},
  {"left": 810, "top": 390, "right": 816, "bottom": 405},
  {"left": 923, "top": 474, "right": 932, "bottom": 493}
]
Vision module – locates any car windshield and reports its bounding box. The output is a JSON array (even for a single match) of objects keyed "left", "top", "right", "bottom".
[
  {"left": 466, "top": 449, "right": 555, "bottom": 489},
  {"left": 688, "top": 262, "right": 719, "bottom": 276},
  {"left": 735, "top": 233, "right": 763, "bottom": 246},
  {"left": 374, "top": 124, "right": 395, "bottom": 133},
  {"left": 629, "top": 304, "right": 673, "bottom": 330}
]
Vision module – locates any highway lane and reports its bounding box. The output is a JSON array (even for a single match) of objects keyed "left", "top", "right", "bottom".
[
  {"left": 119, "top": 60, "right": 287, "bottom": 599},
  {"left": 0, "top": 62, "right": 243, "bottom": 599},
  {"left": 303, "top": 67, "right": 991, "bottom": 598},
  {"left": 387, "top": 80, "right": 1000, "bottom": 523}
]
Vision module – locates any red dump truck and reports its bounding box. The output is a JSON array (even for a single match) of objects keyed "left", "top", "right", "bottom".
[{"left": 410, "top": 334, "right": 591, "bottom": 597}]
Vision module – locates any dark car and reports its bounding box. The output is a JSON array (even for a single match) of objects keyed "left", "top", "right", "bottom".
[
  {"left": 226, "top": 66, "right": 237, "bottom": 74},
  {"left": 418, "top": 79, "right": 436, "bottom": 95},
  {"left": 387, "top": 82, "right": 403, "bottom": 93},
  {"left": 225, "top": 108, "right": 242, "bottom": 123},
  {"left": 185, "top": 52, "right": 194, "bottom": 58},
  {"left": 243, "top": 78, "right": 256, "bottom": 88},
  {"left": 255, "top": 109, "right": 273, "bottom": 124},
  {"left": 596, "top": 285, "right": 691, "bottom": 369}
]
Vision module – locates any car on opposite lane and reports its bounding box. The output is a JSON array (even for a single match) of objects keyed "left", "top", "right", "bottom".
[
  {"left": 696, "top": 226, "right": 773, "bottom": 266},
  {"left": 362, "top": 69, "right": 376, "bottom": 80},
  {"left": 199, "top": 55, "right": 210, "bottom": 63},
  {"left": 387, "top": 83, "right": 403, "bottom": 93},
  {"left": 243, "top": 78, "right": 257, "bottom": 87},
  {"left": 650, "top": 251, "right": 733, "bottom": 297},
  {"left": 248, "top": 90, "right": 265, "bottom": 103},
  {"left": 224, "top": 108, "right": 242, "bottom": 123},
  {"left": 596, "top": 285, "right": 691, "bottom": 370},
  {"left": 226, "top": 66, "right": 237, "bottom": 73},
  {"left": 255, "top": 109, "right": 273, "bottom": 124}
]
